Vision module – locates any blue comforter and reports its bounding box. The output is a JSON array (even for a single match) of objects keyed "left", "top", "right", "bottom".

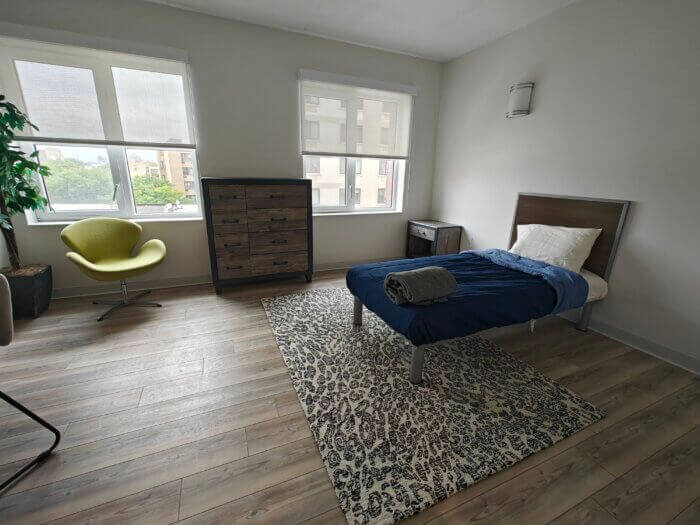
[{"left": 346, "top": 249, "right": 588, "bottom": 346}]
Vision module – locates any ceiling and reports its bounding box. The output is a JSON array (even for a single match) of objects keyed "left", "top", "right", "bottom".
[{"left": 145, "top": 0, "right": 578, "bottom": 62}]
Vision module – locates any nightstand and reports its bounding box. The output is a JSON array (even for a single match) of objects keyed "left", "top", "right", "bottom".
[{"left": 406, "top": 220, "right": 462, "bottom": 258}]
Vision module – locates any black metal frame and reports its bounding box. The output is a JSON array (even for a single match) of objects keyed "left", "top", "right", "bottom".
[
  {"left": 201, "top": 178, "right": 314, "bottom": 294},
  {"left": 0, "top": 391, "right": 61, "bottom": 493}
]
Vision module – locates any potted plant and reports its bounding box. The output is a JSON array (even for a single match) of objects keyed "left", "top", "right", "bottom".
[{"left": 0, "top": 94, "right": 52, "bottom": 318}]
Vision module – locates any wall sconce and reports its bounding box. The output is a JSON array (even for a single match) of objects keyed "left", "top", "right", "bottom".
[{"left": 506, "top": 82, "right": 534, "bottom": 118}]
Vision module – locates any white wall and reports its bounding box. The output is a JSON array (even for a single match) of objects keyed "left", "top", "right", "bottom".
[
  {"left": 432, "top": 0, "right": 700, "bottom": 368},
  {"left": 0, "top": 0, "right": 441, "bottom": 295}
]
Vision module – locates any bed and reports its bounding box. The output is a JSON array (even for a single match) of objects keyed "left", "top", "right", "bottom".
[{"left": 346, "top": 193, "right": 630, "bottom": 384}]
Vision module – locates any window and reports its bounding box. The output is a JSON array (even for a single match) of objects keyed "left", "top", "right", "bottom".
[
  {"left": 299, "top": 71, "right": 413, "bottom": 213},
  {"left": 0, "top": 36, "right": 201, "bottom": 221},
  {"left": 304, "top": 156, "right": 320, "bottom": 174},
  {"left": 312, "top": 188, "right": 320, "bottom": 206},
  {"left": 305, "top": 120, "right": 320, "bottom": 141}
]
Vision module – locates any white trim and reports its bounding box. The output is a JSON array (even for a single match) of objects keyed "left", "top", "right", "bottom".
[
  {"left": 588, "top": 319, "right": 700, "bottom": 376},
  {"left": 299, "top": 69, "right": 418, "bottom": 96},
  {"left": 312, "top": 209, "right": 402, "bottom": 217},
  {"left": 52, "top": 274, "right": 211, "bottom": 299},
  {"left": 0, "top": 24, "right": 189, "bottom": 63},
  {"left": 24, "top": 213, "right": 203, "bottom": 227},
  {"left": 302, "top": 150, "right": 407, "bottom": 161},
  {"left": 558, "top": 310, "right": 700, "bottom": 376}
]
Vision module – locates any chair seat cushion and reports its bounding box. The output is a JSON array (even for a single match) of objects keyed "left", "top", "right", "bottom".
[{"left": 66, "top": 239, "right": 166, "bottom": 282}]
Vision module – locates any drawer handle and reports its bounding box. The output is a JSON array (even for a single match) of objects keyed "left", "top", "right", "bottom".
[
  {"left": 222, "top": 219, "right": 239, "bottom": 224},
  {"left": 219, "top": 195, "right": 239, "bottom": 200},
  {"left": 226, "top": 265, "right": 243, "bottom": 270},
  {"left": 269, "top": 194, "right": 285, "bottom": 199},
  {"left": 271, "top": 239, "right": 287, "bottom": 245},
  {"left": 270, "top": 217, "right": 287, "bottom": 222},
  {"left": 224, "top": 242, "right": 241, "bottom": 248},
  {"left": 272, "top": 261, "right": 288, "bottom": 266}
]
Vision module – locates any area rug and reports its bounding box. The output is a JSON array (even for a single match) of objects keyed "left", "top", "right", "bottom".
[{"left": 261, "top": 288, "right": 604, "bottom": 524}]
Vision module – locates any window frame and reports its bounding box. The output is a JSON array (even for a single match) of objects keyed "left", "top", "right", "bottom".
[
  {"left": 298, "top": 71, "right": 414, "bottom": 215},
  {"left": 0, "top": 36, "right": 202, "bottom": 222}
]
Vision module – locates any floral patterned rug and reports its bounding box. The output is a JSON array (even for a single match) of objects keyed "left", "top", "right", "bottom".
[{"left": 262, "top": 287, "right": 603, "bottom": 524}]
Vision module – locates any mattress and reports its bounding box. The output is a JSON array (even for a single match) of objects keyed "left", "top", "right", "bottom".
[{"left": 580, "top": 269, "right": 608, "bottom": 302}]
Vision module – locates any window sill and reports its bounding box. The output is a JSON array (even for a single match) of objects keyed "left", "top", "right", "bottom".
[
  {"left": 26, "top": 216, "right": 203, "bottom": 227},
  {"left": 313, "top": 210, "right": 403, "bottom": 217}
]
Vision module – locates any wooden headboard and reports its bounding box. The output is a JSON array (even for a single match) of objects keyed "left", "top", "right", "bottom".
[{"left": 509, "top": 193, "right": 630, "bottom": 279}]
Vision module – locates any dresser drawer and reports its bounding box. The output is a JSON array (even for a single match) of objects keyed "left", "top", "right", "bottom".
[
  {"left": 249, "top": 230, "right": 307, "bottom": 255},
  {"left": 409, "top": 223, "right": 436, "bottom": 241},
  {"left": 217, "top": 254, "right": 251, "bottom": 279},
  {"left": 247, "top": 208, "right": 307, "bottom": 232},
  {"left": 214, "top": 233, "right": 249, "bottom": 255},
  {"left": 211, "top": 211, "right": 248, "bottom": 234},
  {"left": 246, "top": 185, "right": 308, "bottom": 209},
  {"left": 209, "top": 185, "right": 246, "bottom": 211},
  {"left": 251, "top": 252, "right": 308, "bottom": 275}
]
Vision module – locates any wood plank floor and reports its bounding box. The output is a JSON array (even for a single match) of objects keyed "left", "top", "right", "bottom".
[{"left": 0, "top": 270, "right": 697, "bottom": 524}]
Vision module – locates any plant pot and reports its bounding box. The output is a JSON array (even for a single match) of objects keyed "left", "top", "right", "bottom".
[{"left": 1, "top": 264, "right": 52, "bottom": 318}]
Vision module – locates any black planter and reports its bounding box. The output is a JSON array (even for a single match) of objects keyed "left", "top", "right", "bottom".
[{"left": 2, "top": 265, "right": 52, "bottom": 318}]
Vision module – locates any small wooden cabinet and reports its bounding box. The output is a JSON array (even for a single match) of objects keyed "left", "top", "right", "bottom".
[
  {"left": 202, "top": 178, "right": 313, "bottom": 293},
  {"left": 406, "top": 219, "right": 462, "bottom": 258}
]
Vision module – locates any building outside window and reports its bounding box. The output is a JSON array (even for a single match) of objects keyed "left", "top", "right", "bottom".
[
  {"left": 304, "top": 156, "right": 320, "bottom": 174},
  {"left": 0, "top": 36, "right": 201, "bottom": 221},
  {"left": 300, "top": 70, "right": 413, "bottom": 213},
  {"left": 305, "top": 120, "right": 320, "bottom": 140}
]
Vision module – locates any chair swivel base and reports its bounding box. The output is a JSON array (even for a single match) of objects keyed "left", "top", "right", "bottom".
[{"left": 93, "top": 281, "right": 162, "bottom": 321}]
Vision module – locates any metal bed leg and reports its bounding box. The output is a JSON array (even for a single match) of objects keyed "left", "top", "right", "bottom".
[
  {"left": 576, "top": 303, "right": 593, "bottom": 332},
  {"left": 0, "top": 391, "right": 61, "bottom": 493},
  {"left": 409, "top": 345, "right": 425, "bottom": 385},
  {"left": 353, "top": 296, "right": 363, "bottom": 326},
  {"left": 529, "top": 319, "right": 536, "bottom": 333}
]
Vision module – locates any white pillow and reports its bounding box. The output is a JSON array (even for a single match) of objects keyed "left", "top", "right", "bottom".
[{"left": 509, "top": 224, "right": 602, "bottom": 273}]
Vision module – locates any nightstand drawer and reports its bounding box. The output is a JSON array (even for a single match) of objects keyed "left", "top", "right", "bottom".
[{"left": 409, "top": 223, "right": 436, "bottom": 241}]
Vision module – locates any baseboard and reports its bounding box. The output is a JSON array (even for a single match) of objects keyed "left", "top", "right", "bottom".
[
  {"left": 53, "top": 274, "right": 212, "bottom": 299},
  {"left": 315, "top": 256, "right": 396, "bottom": 272},
  {"left": 588, "top": 318, "right": 700, "bottom": 376},
  {"left": 52, "top": 256, "right": 393, "bottom": 298}
]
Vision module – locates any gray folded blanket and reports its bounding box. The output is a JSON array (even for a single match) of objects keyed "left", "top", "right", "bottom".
[{"left": 384, "top": 266, "right": 457, "bottom": 305}]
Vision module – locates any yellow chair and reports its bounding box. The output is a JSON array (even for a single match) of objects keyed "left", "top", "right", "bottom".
[{"left": 61, "top": 218, "right": 167, "bottom": 321}]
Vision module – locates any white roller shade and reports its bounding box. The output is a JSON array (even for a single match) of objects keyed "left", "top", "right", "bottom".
[{"left": 300, "top": 74, "right": 413, "bottom": 159}]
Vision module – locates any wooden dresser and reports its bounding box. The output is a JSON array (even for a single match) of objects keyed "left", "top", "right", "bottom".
[{"left": 202, "top": 178, "right": 313, "bottom": 293}]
